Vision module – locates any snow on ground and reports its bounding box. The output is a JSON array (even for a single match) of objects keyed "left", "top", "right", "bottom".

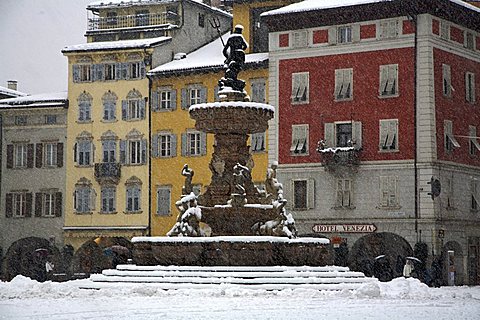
[{"left": 1, "top": 275, "right": 479, "bottom": 320}]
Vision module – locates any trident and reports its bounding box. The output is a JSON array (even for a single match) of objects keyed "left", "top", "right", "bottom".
[{"left": 209, "top": 17, "right": 225, "bottom": 46}]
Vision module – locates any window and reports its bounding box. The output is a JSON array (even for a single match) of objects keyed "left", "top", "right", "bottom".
[
  {"left": 126, "top": 185, "right": 141, "bottom": 212},
  {"left": 336, "top": 179, "right": 353, "bottom": 208},
  {"left": 251, "top": 132, "right": 266, "bottom": 153},
  {"left": 74, "top": 179, "right": 94, "bottom": 213},
  {"left": 42, "top": 192, "right": 56, "bottom": 217},
  {"left": 104, "top": 63, "right": 116, "bottom": 81},
  {"left": 290, "top": 125, "right": 308, "bottom": 155},
  {"left": 198, "top": 13, "right": 205, "bottom": 28},
  {"left": 379, "top": 119, "right": 399, "bottom": 151},
  {"left": 14, "top": 143, "right": 28, "bottom": 168},
  {"left": 135, "top": 10, "right": 149, "bottom": 26},
  {"left": 292, "top": 30, "right": 308, "bottom": 48},
  {"left": 102, "top": 140, "right": 116, "bottom": 163},
  {"left": 153, "top": 133, "right": 177, "bottom": 158},
  {"left": 440, "top": 21, "right": 450, "bottom": 40},
  {"left": 102, "top": 91, "right": 117, "bottom": 121},
  {"left": 324, "top": 121, "right": 362, "bottom": 149},
  {"left": 80, "top": 64, "right": 92, "bottom": 82},
  {"left": 251, "top": 79, "right": 266, "bottom": 103},
  {"left": 78, "top": 93, "right": 92, "bottom": 122},
  {"left": 442, "top": 64, "right": 452, "bottom": 97},
  {"left": 15, "top": 116, "right": 27, "bottom": 126},
  {"left": 129, "top": 62, "right": 141, "bottom": 79},
  {"left": 334, "top": 68, "right": 353, "bottom": 100},
  {"left": 291, "top": 72, "right": 309, "bottom": 103},
  {"left": 44, "top": 143, "right": 58, "bottom": 167},
  {"left": 379, "top": 176, "right": 398, "bottom": 208},
  {"left": 181, "top": 86, "right": 207, "bottom": 109},
  {"left": 292, "top": 179, "right": 314, "bottom": 210},
  {"left": 379, "top": 64, "right": 398, "bottom": 96},
  {"left": 336, "top": 123, "right": 353, "bottom": 148},
  {"left": 120, "top": 136, "right": 147, "bottom": 165},
  {"left": 106, "top": 12, "right": 117, "bottom": 25},
  {"left": 122, "top": 90, "right": 145, "bottom": 121},
  {"left": 181, "top": 131, "right": 206, "bottom": 156},
  {"left": 75, "top": 140, "right": 93, "bottom": 166},
  {"left": 13, "top": 192, "right": 27, "bottom": 217},
  {"left": 379, "top": 19, "right": 398, "bottom": 39},
  {"left": 338, "top": 26, "right": 352, "bottom": 43},
  {"left": 471, "top": 180, "right": 479, "bottom": 211},
  {"left": 466, "top": 72, "right": 476, "bottom": 104},
  {"left": 470, "top": 126, "right": 480, "bottom": 156},
  {"left": 101, "top": 187, "right": 116, "bottom": 213},
  {"left": 157, "top": 186, "right": 171, "bottom": 215},
  {"left": 188, "top": 132, "right": 201, "bottom": 156},
  {"left": 152, "top": 88, "right": 177, "bottom": 111},
  {"left": 45, "top": 115, "right": 57, "bottom": 125},
  {"left": 444, "top": 120, "right": 460, "bottom": 152},
  {"left": 465, "top": 31, "right": 475, "bottom": 50}
]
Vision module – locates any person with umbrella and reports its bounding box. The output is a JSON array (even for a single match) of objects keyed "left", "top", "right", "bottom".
[{"left": 403, "top": 259, "right": 414, "bottom": 278}]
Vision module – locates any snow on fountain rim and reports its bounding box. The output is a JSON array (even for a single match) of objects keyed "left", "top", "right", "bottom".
[
  {"left": 132, "top": 236, "right": 329, "bottom": 244},
  {"left": 189, "top": 101, "right": 275, "bottom": 113}
]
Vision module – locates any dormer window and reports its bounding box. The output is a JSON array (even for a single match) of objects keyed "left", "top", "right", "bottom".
[{"left": 338, "top": 26, "right": 352, "bottom": 44}]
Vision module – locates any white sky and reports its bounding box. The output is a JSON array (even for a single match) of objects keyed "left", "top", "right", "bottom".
[{"left": 0, "top": 0, "right": 93, "bottom": 95}]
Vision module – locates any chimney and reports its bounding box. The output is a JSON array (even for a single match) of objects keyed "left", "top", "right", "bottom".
[{"left": 7, "top": 80, "right": 18, "bottom": 91}]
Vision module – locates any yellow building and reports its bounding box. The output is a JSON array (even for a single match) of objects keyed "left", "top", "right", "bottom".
[{"left": 61, "top": 0, "right": 231, "bottom": 273}]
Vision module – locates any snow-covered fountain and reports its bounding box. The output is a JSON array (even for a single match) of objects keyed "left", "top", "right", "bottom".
[{"left": 84, "top": 26, "right": 378, "bottom": 291}]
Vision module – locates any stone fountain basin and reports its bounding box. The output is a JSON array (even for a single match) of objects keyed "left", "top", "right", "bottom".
[
  {"left": 132, "top": 236, "right": 332, "bottom": 267},
  {"left": 189, "top": 102, "right": 274, "bottom": 134}
]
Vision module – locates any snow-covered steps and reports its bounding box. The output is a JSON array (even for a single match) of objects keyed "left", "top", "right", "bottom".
[{"left": 81, "top": 265, "right": 377, "bottom": 291}]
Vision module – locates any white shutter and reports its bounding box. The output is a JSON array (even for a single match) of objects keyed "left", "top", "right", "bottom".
[
  {"left": 328, "top": 27, "right": 337, "bottom": 45},
  {"left": 307, "top": 178, "right": 315, "bottom": 209},
  {"left": 334, "top": 69, "right": 343, "bottom": 98},
  {"left": 324, "top": 123, "right": 335, "bottom": 147},
  {"left": 379, "top": 65, "right": 388, "bottom": 95},
  {"left": 353, "top": 121, "right": 362, "bottom": 149},
  {"left": 352, "top": 24, "right": 360, "bottom": 42}
]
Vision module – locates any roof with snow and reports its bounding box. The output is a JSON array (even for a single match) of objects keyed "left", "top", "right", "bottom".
[
  {"left": 0, "top": 86, "right": 28, "bottom": 99},
  {"left": 0, "top": 92, "right": 68, "bottom": 110},
  {"left": 87, "top": 0, "right": 232, "bottom": 18},
  {"left": 62, "top": 36, "right": 171, "bottom": 53},
  {"left": 262, "top": 0, "right": 480, "bottom": 33},
  {"left": 148, "top": 34, "right": 268, "bottom": 76}
]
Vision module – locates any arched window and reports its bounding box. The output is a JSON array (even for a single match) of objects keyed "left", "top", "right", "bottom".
[
  {"left": 78, "top": 92, "right": 92, "bottom": 122},
  {"left": 102, "top": 91, "right": 117, "bottom": 121},
  {"left": 122, "top": 89, "right": 145, "bottom": 121}
]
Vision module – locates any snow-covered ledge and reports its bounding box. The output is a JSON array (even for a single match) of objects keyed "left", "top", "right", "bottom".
[
  {"left": 132, "top": 236, "right": 329, "bottom": 244},
  {"left": 189, "top": 101, "right": 275, "bottom": 113}
]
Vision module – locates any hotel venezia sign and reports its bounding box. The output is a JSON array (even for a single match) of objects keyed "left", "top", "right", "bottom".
[{"left": 312, "top": 224, "right": 377, "bottom": 233}]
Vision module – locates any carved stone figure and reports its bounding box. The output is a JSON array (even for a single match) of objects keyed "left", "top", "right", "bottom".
[
  {"left": 167, "top": 193, "right": 203, "bottom": 237},
  {"left": 251, "top": 199, "right": 297, "bottom": 239},
  {"left": 265, "top": 161, "right": 283, "bottom": 203},
  {"left": 219, "top": 25, "right": 249, "bottom": 93},
  {"left": 181, "top": 164, "right": 194, "bottom": 195}
]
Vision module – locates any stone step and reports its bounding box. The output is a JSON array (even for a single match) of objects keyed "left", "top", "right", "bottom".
[{"left": 81, "top": 265, "right": 376, "bottom": 291}]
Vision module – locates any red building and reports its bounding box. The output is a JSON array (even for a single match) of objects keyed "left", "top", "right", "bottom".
[{"left": 263, "top": 0, "right": 480, "bottom": 285}]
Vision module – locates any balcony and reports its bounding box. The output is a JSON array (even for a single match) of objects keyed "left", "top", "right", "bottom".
[
  {"left": 317, "top": 143, "right": 360, "bottom": 176},
  {"left": 94, "top": 163, "right": 121, "bottom": 184},
  {"left": 88, "top": 12, "right": 177, "bottom": 31}
]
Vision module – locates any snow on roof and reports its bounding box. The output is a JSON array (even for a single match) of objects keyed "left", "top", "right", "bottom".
[
  {"left": 149, "top": 34, "right": 268, "bottom": 75},
  {"left": 62, "top": 36, "right": 171, "bottom": 53},
  {"left": 0, "top": 86, "right": 28, "bottom": 98},
  {"left": 0, "top": 91, "right": 68, "bottom": 109},
  {"left": 262, "top": 0, "right": 480, "bottom": 16}
]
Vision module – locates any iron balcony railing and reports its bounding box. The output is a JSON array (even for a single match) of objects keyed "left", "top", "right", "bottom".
[
  {"left": 88, "top": 12, "right": 174, "bottom": 31},
  {"left": 94, "top": 162, "right": 121, "bottom": 184}
]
